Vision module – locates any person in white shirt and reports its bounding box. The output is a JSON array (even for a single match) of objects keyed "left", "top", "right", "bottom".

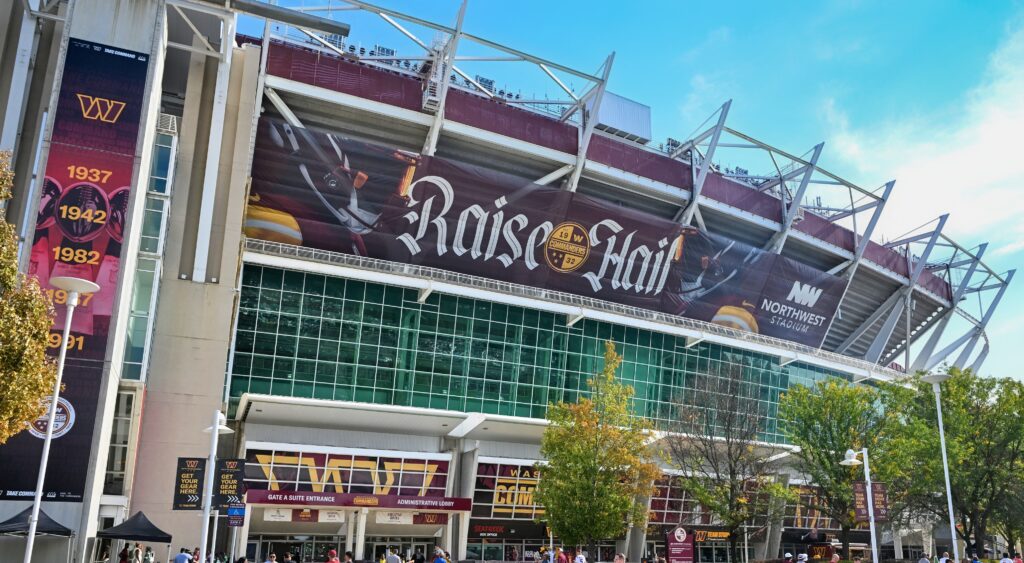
[
  {"left": 938, "top": 551, "right": 950, "bottom": 563},
  {"left": 918, "top": 553, "right": 930, "bottom": 563},
  {"left": 1000, "top": 553, "right": 1014, "bottom": 563},
  {"left": 174, "top": 549, "right": 194, "bottom": 563},
  {"left": 574, "top": 552, "right": 586, "bottom": 563}
]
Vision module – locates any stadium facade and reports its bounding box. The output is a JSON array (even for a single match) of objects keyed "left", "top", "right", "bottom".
[{"left": 0, "top": 1, "right": 1014, "bottom": 562}]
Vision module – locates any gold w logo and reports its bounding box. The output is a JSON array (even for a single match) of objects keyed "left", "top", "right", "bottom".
[
  {"left": 225, "top": 461, "right": 239, "bottom": 469},
  {"left": 185, "top": 460, "right": 199, "bottom": 469},
  {"left": 76, "top": 94, "right": 126, "bottom": 123}
]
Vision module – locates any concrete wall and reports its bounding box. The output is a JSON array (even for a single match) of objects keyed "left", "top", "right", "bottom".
[{"left": 128, "top": 42, "right": 261, "bottom": 555}]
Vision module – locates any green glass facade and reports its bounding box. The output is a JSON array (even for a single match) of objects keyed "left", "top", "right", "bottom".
[{"left": 229, "top": 265, "right": 851, "bottom": 443}]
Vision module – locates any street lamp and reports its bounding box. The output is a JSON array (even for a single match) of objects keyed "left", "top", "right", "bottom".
[
  {"left": 199, "top": 410, "right": 233, "bottom": 563},
  {"left": 840, "top": 448, "right": 879, "bottom": 563},
  {"left": 23, "top": 276, "right": 100, "bottom": 563},
  {"left": 922, "top": 372, "right": 959, "bottom": 563}
]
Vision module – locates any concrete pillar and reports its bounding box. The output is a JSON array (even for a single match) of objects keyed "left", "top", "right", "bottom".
[
  {"left": 628, "top": 520, "right": 647, "bottom": 562},
  {"left": 355, "top": 507, "right": 368, "bottom": 559},
  {"left": 763, "top": 473, "right": 791, "bottom": 561},
  {"left": 457, "top": 511, "right": 471, "bottom": 560},
  {"left": 345, "top": 509, "right": 357, "bottom": 554},
  {"left": 443, "top": 515, "right": 453, "bottom": 556},
  {"left": 893, "top": 529, "right": 904, "bottom": 560},
  {"left": 234, "top": 503, "right": 253, "bottom": 560}
]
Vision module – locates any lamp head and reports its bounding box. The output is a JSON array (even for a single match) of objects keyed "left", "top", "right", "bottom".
[
  {"left": 921, "top": 372, "right": 950, "bottom": 385},
  {"left": 839, "top": 449, "right": 862, "bottom": 466},
  {"left": 50, "top": 276, "right": 100, "bottom": 295}
]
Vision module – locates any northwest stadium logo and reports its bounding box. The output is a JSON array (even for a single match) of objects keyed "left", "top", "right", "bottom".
[{"left": 786, "top": 281, "right": 824, "bottom": 307}]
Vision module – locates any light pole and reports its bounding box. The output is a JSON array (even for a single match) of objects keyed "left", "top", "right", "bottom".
[
  {"left": 23, "top": 276, "right": 100, "bottom": 563},
  {"left": 840, "top": 448, "right": 879, "bottom": 563},
  {"left": 200, "top": 410, "right": 233, "bottom": 563},
  {"left": 922, "top": 372, "right": 960, "bottom": 563}
]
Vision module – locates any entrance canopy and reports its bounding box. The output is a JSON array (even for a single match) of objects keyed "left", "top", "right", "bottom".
[
  {"left": 96, "top": 512, "right": 172, "bottom": 543},
  {"left": 0, "top": 507, "right": 73, "bottom": 537}
]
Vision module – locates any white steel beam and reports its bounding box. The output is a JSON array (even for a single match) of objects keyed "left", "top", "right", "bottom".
[
  {"left": 766, "top": 142, "right": 823, "bottom": 253},
  {"left": 535, "top": 164, "right": 573, "bottom": 186},
  {"left": 952, "top": 269, "right": 1014, "bottom": 368},
  {"left": 565, "top": 52, "right": 614, "bottom": 192},
  {"left": 421, "top": 0, "right": 466, "bottom": 156},
  {"left": 192, "top": 12, "right": 236, "bottom": 283},
  {"left": 674, "top": 100, "right": 731, "bottom": 225},
  {"left": 909, "top": 243, "right": 987, "bottom": 371},
  {"left": 863, "top": 215, "right": 948, "bottom": 363},
  {"left": 968, "top": 342, "right": 990, "bottom": 373}
]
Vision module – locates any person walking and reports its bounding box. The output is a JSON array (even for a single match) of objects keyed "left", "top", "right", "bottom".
[
  {"left": 939, "top": 552, "right": 951, "bottom": 563},
  {"left": 1002, "top": 553, "right": 1014, "bottom": 563},
  {"left": 433, "top": 548, "right": 447, "bottom": 563},
  {"left": 144, "top": 546, "right": 156, "bottom": 563},
  {"left": 387, "top": 548, "right": 402, "bottom": 563},
  {"left": 131, "top": 543, "right": 143, "bottom": 563},
  {"left": 325, "top": 549, "right": 340, "bottom": 563},
  {"left": 783, "top": 553, "right": 793, "bottom": 563},
  {"left": 574, "top": 550, "right": 586, "bottom": 563},
  {"left": 918, "top": 553, "right": 930, "bottom": 563},
  {"left": 175, "top": 548, "right": 195, "bottom": 563},
  {"left": 264, "top": 552, "right": 278, "bottom": 563}
]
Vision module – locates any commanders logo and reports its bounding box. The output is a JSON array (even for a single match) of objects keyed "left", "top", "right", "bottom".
[
  {"left": 29, "top": 397, "right": 76, "bottom": 439},
  {"left": 673, "top": 527, "right": 687, "bottom": 543},
  {"left": 544, "top": 222, "right": 590, "bottom": 273},
  {"left": 76, "top": 93, "right": 126, "bottom": 124}
]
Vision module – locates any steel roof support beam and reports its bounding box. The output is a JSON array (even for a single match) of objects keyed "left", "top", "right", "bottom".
[
  {"left": 765, "top": 142, "right": 823, "bottom": 254},
  {"left": 969, "top": 342, "right": 990, "bottom": 373},
  {"left": 564, "top": 52, "right": 614, "bottom": 193},
  {"left": 192, "top": 10, "right": 237, "bottom": 283},
  {"left": 909, "top": 243, "right": 987, "bottom": 372},
  {"left": 819, "top": 181, "right": 894, "bottom": 346},
  {"left": 674, "top": 100, "right": 730, "bottom": 224},
  {"left": 863, "top": 215, "right": 948, "bottom": 363},
  {"left": 421, "top": 0, "right": 467, "bottom": 156},
  {"left": 952, "top": 269, "right": 1014, "bottom": 368}
]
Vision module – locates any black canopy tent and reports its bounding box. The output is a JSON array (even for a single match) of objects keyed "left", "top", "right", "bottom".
[
  {"left": 0, "top": 506, "right": 75, "bottom": 561},
  {"left": 96, "top": 511, "right": 173, "bottom": 563}
]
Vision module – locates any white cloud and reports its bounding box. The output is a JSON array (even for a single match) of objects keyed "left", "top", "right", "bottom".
[{"left": 821, "top": 20, "right": 1024, "bottom": 253}]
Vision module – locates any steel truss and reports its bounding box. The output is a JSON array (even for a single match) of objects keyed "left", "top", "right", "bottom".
[
  {"left": 271, "top": 0, "right": 613, "bottom": 192},
  {"left": 212, "top": 0, "right": 1013, "bottom": 372}
]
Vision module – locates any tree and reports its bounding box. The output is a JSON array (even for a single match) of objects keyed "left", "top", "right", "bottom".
[
  {"left": 0, "top": 150, "right": 57, "bottom": 443},
  {"left": 535, "top": 341, "right": 661, "bottom": 559},
  {"left": 882, "top": 368, "right": 1024, "bottom": 556},
  {"left": 778, "top": 379, "right": 901, "bottom": 558},
  {"left": 667, "top": 366, "right": 794, "bottom": 563}
]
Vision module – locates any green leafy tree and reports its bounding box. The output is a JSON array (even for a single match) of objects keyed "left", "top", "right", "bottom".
[
  {"left": 0, "top": 151, "right": 57, "bottom": 443},
  {"left": 882, "top": 368, "right": 1024, "bottom": 556},
  {"left": 535, "top": 341, "right": 661, "bottom": 559},
  {"left": 668, "top": 365, "right": 794, "bottom": 563},
  {"left": 779, "top": 379, "right": 903, "bottom": 558}
]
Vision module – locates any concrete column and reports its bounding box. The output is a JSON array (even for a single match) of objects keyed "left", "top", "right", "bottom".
[
  {"left": 355, "top": 507, "right": 368, "bottom": 559},
  {"left": 457, "top": 511, "right": 471, "bottom": 561},
  {"left": 234, "top": 503, "right": 253, "bottom": 560},
  {"left": 893, "top": 529, "right": 904, "bottom": 560},
  {"left": 627, "top": 519, "right": 647, "bottom": 562},
  {"left": 345, "top": 509, "right": 357, "bottom": 554},
  {"left": 443, "top": 514, "right": 453, "bottom": 556},
  {"left": 763, "top": 473, "right": 791, "bottom": 560}
]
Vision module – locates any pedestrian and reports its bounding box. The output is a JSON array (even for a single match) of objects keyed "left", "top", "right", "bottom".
[
  {"left": 176, "top": 548, "right": 194, "bottom": 563},
  {"left": 120, "top": 544, "right": 131, "bottom": 563},
  {"left": 614, "top": 554, "right": 626, "bottom": 563},
  {"left": 575, "top": 550, "right": 586, "bottom": 563},
  {"left": 558, "top": 548, "right": 569, "bottom": 563},
  {"left": 325, "top": 549, "right": 340, "bottom": 563},
  {"left": 433, "top": 548, "right": 447, "bottom": 563},
  {"left": 939, "top": 552, "right": 951, "bottom": 563},
  {"left": 853, "top": 557, "right": 862, "bottom": 563},
  {"left": 236, "top": 558, "right": 249, "bottom": 563},
  {"left": 831, "top": 554, "right": 840, "bottom": 563},
  {"left": 345, "top": 551, "right": 354, "bottom": 563},
  {"left": 1002, "top": 553, "right": 1015, "bottom": 563},
  {"left": 918, "top": 553, "right": 930, "bottom": 563},
  {"left": 1014, "top": 554, "right": 1023, "bottom": 563},
  {"left": 797, "top": 555, "right": 808, "bottom": 563},
  {"left": 387, "top": 548, "right": 402, "bottom": 563},
  {"left": 144, "top": 546, "right": 156, "bottom": 563},
  {"left": 195, "top": 548, "right": 202, "bottom": 563},
  {"left": 413, "top": 549, "right": 426, "bottom": 563},
  {"left": 264, "top": 552, "right": 278, "bottom": 563},
  {"left": 132, "top": 543, "right": 143, "bottom": 563},
  {"left": 284, "top": 553, "right": 295, "bottom": 563},
  {"left": 784, "top": 553, "right": 793, "bottom": 563}
]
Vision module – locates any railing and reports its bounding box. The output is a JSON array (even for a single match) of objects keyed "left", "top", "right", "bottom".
[{"left": 244, "top": 239, "right": 906, "bottom": 381}]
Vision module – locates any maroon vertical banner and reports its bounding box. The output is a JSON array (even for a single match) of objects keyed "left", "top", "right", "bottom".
[
  {"left": 0, "top": 38, "right": 149, "bottom": 501},
  {"left": 666, "top": 527, "right": 694, "bottom": 563},
  {"left": 853, "top": 482, "right": 869, "bottom": 522}
]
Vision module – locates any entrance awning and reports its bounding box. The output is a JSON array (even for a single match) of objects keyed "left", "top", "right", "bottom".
[{"left": 237, "top": 394, "right": 547, "bottom": 443}]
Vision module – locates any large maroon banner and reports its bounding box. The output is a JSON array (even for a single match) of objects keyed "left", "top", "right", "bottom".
[
  {"left": 0, "top": 38, "right": 149, "bottom": 501},
  {"left": 246, "top": 118, "right": 844, "bottom": 347}
]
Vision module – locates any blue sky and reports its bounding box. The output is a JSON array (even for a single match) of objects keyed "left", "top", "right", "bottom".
[{"left": 254, "top": 1, "right": 1023, "bottom": 377}]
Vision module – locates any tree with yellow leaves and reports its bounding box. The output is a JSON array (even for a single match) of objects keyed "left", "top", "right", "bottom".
[
  {"left": 534, "top": 341, "right": 661, "bottom": 560},
  {"left": 0, "top": 151, "right": 57, "bottom": 443}
]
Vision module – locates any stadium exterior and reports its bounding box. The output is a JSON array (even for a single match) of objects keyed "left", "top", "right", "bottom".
[{"left": 0, "top": 1, "right": 1014, "bottom": 562}]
